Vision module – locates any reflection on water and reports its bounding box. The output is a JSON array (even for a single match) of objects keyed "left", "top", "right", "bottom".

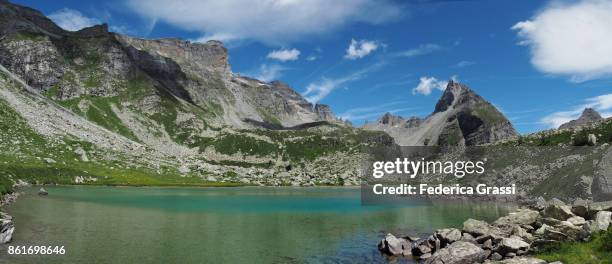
[{"left": 0, "top": 186, "right": 512, "bottom": 263}]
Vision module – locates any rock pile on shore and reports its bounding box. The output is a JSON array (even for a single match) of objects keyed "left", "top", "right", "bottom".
[
  {"left": 0, "top": 211, "right": 14, "bottom": 244},
  {"left": 378, "top": 198, "right": 612, "bottom": 263}
]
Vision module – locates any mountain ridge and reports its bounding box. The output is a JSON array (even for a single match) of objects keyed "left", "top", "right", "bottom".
[{"left": 364, "top": 80, "right": 518, "bottom": 146}]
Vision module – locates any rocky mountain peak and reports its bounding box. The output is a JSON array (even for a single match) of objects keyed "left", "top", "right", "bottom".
[
  {"left": 74, "top": 23, "right": 109, "bottom": 37},
  {"left": 0, "top": 1, "right": 65, "bottom": 36},
  {"left": 379, "top": 112, "right": 405, "bottom": 126},
  {"left": 559, "top": 107, "right": 603, "bottom": 130},
  {"left": 365, "top": 81, "right": 517, "bottom": 146},
  {"left": 314, "top": 104, "right": 336, "bottom": 121},
  {"left": 580, "top": 107, "right": 602, "bottom": 120}
]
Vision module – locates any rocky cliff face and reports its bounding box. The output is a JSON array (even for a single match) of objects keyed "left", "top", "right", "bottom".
[
  {"left": 559, "top": 108, "right": 603, "bottom": 130},
  {"left": 364, "top": 81, "right": 518, "bottom": 146},
  {"left": 0, "top": 0, "right": 342, "bottom": 132}
]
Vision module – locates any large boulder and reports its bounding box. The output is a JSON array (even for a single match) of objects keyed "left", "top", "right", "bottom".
[
  {"left": 554, "top": 221, "right": 587, "bottom": 241},
  {"left": 496, "top": 236, "right": 530, "bottom": 255},
  {"left": 434, "top": 228, "right": 462, "bottom": 246},
  {"left": 463, "top": 219, "right": 508, "bottom": 238},
  {"left": 0, "top": 212, "right": 14, "bottom": 244},
  {"left": 424, "top": 241, "right": 487, "bottom": 264},
  {"left": 492, "top": 257, "right": 548, "bottom": 264},
  {"left": 591, "top": 211, "right": 611, "bottom": 232},
  {"left": 571, "top": 198, "right": 589, "bottom": 217},
  {"left": 542, "top": 204, "right": 574, "bottom": 220},
  {"left": 494, "top": 209, "right": 540, "bottom": 226},
  {"left": 589, "top": 201, "right": 612, "bottom": 213},
  {"left": 378, "top": 233, "right": 411, "bottom": 256},
  {"left": 566, "top": 216, "right": 586, "bottom": 226}
]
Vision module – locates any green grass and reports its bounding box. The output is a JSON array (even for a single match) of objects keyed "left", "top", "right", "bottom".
[
  {"left": 537, "top": 228, "right": 612, "bottom": 264},
  {"left": 10, "top": 32, "right": 47, "bottom": 42},
  {"left": 472, "top": 103, "right": 505, "bottom": 124},
  {"left": 59, "top": 96, "right": 140, "bottom": 142}
]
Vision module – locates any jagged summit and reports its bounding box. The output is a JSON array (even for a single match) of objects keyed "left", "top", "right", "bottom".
[
  {"left": 559, "top": 107, "right": 603, "bottom": 130},
  {"left": 364, "top": 81, "right": 517, "bottom": 146}
]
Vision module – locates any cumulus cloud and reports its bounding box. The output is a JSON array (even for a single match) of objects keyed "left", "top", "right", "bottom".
[
  {"left": 126, "top": 0, "right": 401, "bottom": 45},
  {"left": 49, "top": 8, "right": 101, "bottom": 31},
  {"left": 412, "top": 76, "right": 455, "bottom": 95},
  {"left": 540, "top": 93, "right": 612, "bottom": 128},
  {"left": 344, "top": 39, "right": 379, "bottom": 59},
  {"left": 512, "top": 0, "right": 612, "bottom": 82},
  {"left": 267, "top": 48, "right": 300, "bottom": 62},
  {"left": 398, "top": 43, "right": 442, "bottom": 57}
]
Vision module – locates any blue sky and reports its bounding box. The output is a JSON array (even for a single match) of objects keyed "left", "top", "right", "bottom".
[{"left": 13, "top": 0, "right": 612, "bottom": 134}]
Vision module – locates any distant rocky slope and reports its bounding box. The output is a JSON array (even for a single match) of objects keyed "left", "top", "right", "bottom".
[
  {"left": 0, "top": 0, "right": 393, "bottom": 190},
  {"left": 559, "top": 108, "right": 603, "bottom": 130},
  {"left": 364, "top": 81, "right": 518, "bottom": 146}
]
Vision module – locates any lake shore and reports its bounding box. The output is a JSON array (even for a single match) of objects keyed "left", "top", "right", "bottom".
[{"left": 378, "top": 197, "right": 612, "bottom": 263}]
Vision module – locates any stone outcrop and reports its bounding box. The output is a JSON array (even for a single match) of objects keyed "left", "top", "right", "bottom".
[{"left": 379, "top": 197, "right": 612, "bottom": 263}]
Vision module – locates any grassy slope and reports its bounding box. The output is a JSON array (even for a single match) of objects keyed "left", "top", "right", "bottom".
[
  {"left": 0, "top": 76, "right": 241, "bottom": 195},
  {"left": 537, "top": 228, "right": 612, "bottom": 264}
]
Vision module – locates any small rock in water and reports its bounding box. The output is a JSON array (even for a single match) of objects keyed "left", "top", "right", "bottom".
[{"left": 38, "top": 187, "right": 48, "bottom": 196}]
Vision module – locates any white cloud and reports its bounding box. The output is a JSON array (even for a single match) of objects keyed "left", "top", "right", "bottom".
[
  {"left": 338, "top": 101, "right": 415, "bottom": 121},
  {"left": 49, "top": 8, "right": 101, "bottom": 31},
  {"left": 306, "top": 55, "right": 318, "bottom": 61},
  {"left": 250, "top": 64, "right": 287, "bottom": 82},
  {"left": 126, "top": 0, "right": 401, "bottom": 45},
  {"left": 512, "top": 0, "right": 612, "bottom": 82},
  {"left": 540, "top": 93, "right": 612, "bottom": 128},
  {"left": 303, "top": 63, "right": 382, "bottom": 102},
  {"left": 453, "top": 60, "right": 476, "bottom": 68},
  {"left": 267, "top": 48, "right": 301, "bottom": 62},
  {"left": 398, "top": 43, "right": 442, "bottom": 57},
  {"left": 344, "top": 39, "right": 379, "bottom": 59},
  {"left": 412, "top": 76, "right": 452, "bottom": 95}
]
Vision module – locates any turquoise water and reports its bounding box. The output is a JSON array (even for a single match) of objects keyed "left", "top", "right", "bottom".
[{"left": 1, "top": 186, "right": 511, "bottom": 263}]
